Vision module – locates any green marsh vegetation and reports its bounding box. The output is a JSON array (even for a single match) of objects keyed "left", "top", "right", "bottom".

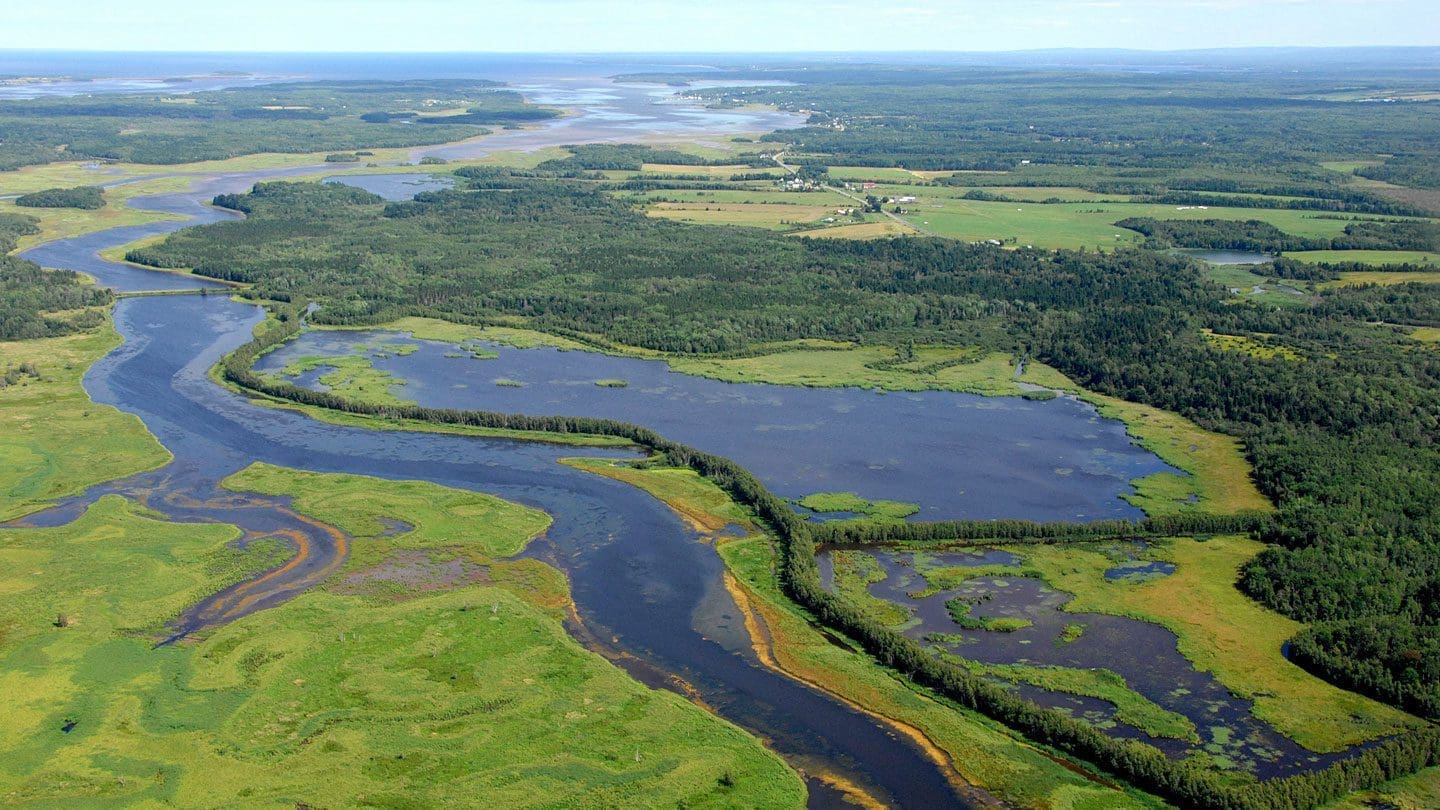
[
  {"left": 949, "top": 659, "right": 1200, "bottom": 743},
  {"left": 942, "top": 595, "right": 1032, "bottom": 632},
  {"left": 0, "top": 466, "right": 805, "bottom": 806},
  {"left": 797, "top": 491, "right": 920, "bottom": 519},
  {"left": 830, "top": 550, "right": 914, "bottom": 628}
]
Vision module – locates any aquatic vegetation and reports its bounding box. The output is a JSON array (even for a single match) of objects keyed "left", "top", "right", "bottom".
[
  {"left": 944, "top": 596, "right": 1032, "bottom": 632},
  {"left": 797, "top": 491, "right": 920, "bottom": 519},
  {"left": 593, "top": 378, "right": 629, "bottom": 387},
  {"left": 953, "top": 659, "right": 1200, "bottom": 743},
  {"left": 274, "top": 353, "right": 413, "bottom": 407},
  {"left": 832, "top": 550, "right": 914, "bottom": 628}
]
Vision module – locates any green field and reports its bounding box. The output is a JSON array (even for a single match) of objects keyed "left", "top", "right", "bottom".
[
  {"left": 824, "top": 166, "right": 931, "bottom": 182},
  {"left": 842, "top": 186, "right": 1435, "bottom": 251},
  {"left": 1283, "top": 249, "right": 1440, "bottom": 266},
  {"left": 0, "top": 466, "right": 805, "bottom": 807},
  {"left": 0, "top": 322, "right": 171, "bottom": 521},
  {"left": 1322, "top": 271, "right": 1440, "bottom": 288}
]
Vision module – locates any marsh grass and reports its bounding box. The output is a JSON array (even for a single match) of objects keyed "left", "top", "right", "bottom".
[
  {"left": 1014, "top": 538, "right": 1421, "bottom": 752},
  {"left": 0, "top": 466, "right": 804, "bottom": 806},
  {"left": 0, "top": 321, "right": 171, "bottom": 520}
]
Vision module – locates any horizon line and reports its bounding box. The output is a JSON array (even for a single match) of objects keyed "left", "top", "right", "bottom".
[{"left": 2, "top": 45, "right": 1438, "bottom": 56}]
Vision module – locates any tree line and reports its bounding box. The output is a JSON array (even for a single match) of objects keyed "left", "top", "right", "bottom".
[{"left": 1115, "top": 217, "right": 1440, "bottom": 254}]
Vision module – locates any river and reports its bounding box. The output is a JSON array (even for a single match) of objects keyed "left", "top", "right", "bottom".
[{"left": 9, "top": 70, "right": 1003, "bottom": 807}]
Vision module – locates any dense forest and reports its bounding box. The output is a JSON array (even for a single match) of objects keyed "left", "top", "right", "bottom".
[
  {"left": 0, "top": 212, "right": 110, "bottom": 340},
  {"left": 130, "top": 176, "right": 1440, "bottom": 725},
  {"left": 14, "top": 185, "right": 104, "bottom": 209},
  {"left": 0, "top": 80, "right": 557, "bottom": 169}
]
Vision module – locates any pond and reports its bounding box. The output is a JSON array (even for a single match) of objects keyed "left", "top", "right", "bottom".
[
  {"left": 324, "top": 172, "right": 455, "bottom": 201},
  {"left": 257, "top": 330, "right": 1183, "bottom": 522},
  {"left": 819, "top": 546, "right": 1355, "bottom": 779},
  {"left": 1175, "top": 249, "right": 1274, "bottom": 265}
]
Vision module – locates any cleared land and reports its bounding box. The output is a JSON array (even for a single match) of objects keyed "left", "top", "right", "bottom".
[
  {"left": 831, "top": 183, "right": 1438, "bottom": 252},
  {"left": 1283, "top": 249, "right": 1440, "bottom": 266},
  {"left": 647, "top": 201, "right": 835, "bottom": 230},
  {"left": 1321, "top": 271, "right": 1440, "bottom": 288},
  {"left": 791, "top": 220, "right": 917, "bottom": 239}
]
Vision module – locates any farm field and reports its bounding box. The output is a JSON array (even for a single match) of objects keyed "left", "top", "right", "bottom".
[
  {"left": 1283, "top": 249, "right": 1440, "bottom": 266},
  {"left": 1321, "top": 271, "right": 1440, "bottom": 288},
  {"left": 646, "top": 201, "right": 837, "bottom": 229}
]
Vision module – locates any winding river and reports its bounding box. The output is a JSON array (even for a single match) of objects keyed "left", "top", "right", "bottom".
[{"left": 9, "top": 74, "right": 1007, "bottom": 807}]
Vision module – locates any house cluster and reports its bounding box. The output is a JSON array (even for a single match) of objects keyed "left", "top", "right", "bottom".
[{"left": 779, "top": 176, "right": 820, "bottom": 191}]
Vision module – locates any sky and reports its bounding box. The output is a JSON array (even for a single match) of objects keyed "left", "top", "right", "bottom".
[{"left": 2, "top": 0, "right": 1437, "bottom": 53}]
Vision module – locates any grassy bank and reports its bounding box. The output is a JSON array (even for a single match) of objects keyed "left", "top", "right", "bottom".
[
  {"left": 0, "top": 320, "right": 171, "bottom": 520},
  {"left": 0, "top": 466, "right": 805, "bottom": 806}
]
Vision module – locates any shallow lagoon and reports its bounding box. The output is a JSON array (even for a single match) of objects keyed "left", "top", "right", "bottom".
[
  {"left": 821, "top": 547, "right": 1353, "bottom": 778},
  {"left": 259, "top": 331, "right": 1181, "bottom": 521},
  {"left": 324, "top": 172, "right": 454, "bottom": 200}
]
